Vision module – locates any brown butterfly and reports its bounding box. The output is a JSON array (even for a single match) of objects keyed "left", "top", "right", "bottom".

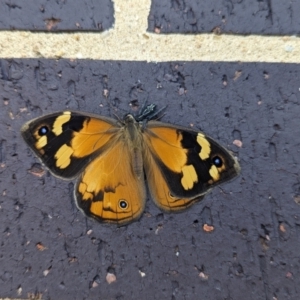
[{"left": 21, "top": 104, "right": 240, "bottom": 225}]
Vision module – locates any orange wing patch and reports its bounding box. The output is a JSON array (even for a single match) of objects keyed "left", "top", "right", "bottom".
[
  {"left": 75, "top": 139, "right": 146, "bottom": 225},
  {"left": 144, "top": 127, "right": 187, "bottom": 173},
  {"left": 54, "top": 118, "right": 117, "bottom": 170},
  {"left": 71, "top": 118, "right": 116, "bottom": 158}
]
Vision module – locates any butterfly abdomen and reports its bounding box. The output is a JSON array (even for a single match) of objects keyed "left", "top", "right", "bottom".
[{"left": 131, "top": 147, "right": 143, "bottom": 179}]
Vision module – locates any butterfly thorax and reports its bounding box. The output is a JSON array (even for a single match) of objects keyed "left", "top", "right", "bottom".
[{"left": 123, "top": 114, "right": 144, "bottom": 178}]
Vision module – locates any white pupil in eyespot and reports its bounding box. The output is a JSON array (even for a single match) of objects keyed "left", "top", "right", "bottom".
[
  {"left": 39, "top": 126, "right": 48, "bottom": 135},
  {"left": 213, "top": 156, "right": 223, "bottom": 167},
  {"left": 119, "top": 200, "right": 127, "bottom": 209}
]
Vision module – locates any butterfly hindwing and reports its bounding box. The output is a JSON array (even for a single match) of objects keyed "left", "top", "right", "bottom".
[
  {"left": 143, "top": 144, "right": 206, "bottom": 211},
  {"left": 143, "top": 121, "right": 240, "bottom": 211},
  {"left": 75, "top": 137, "right": 146, "bottom": 224}
]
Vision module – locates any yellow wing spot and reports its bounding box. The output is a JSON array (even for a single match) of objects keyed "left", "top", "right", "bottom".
[
  {"left": 78, "top": 182, "right": 93, "bottom": 200},
  {"left": 55, "top": 144, "right": 73, "bottom": 169},
  {"left": 197, "top": 133, "right": 211, "bottom": 160},
  {"left": 209, "top": 165, "right": 220, "bottom": 181},
  {"left": 35, "top": 135, "right": 47, "bottom": 149},
  {"left": 181, "top": 165, "right": 198, "bottom": 190},
  {"left": 52, "top": 111, "right": 71, "bottom": 136}
]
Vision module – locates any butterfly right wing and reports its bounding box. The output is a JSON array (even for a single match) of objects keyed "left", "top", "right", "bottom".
[{"left": 142, "top": 121, "right": 240, "bottom": 212}]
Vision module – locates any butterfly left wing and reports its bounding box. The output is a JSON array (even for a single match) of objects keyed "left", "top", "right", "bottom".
[
  {"left": 142, "top": 121, "right": 240, "bottom": 212},
  {"left": 21, "top": 111, "right": 146, "bottom": 225}
]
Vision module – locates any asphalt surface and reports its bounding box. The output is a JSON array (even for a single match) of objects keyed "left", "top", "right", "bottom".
[{"left": 0, "top": 1, "right": 299, "bottom": 300}]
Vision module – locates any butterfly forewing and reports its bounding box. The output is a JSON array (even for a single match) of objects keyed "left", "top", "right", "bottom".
[{"left": 21, "top": 111, "right": 120, "bottom": 179}]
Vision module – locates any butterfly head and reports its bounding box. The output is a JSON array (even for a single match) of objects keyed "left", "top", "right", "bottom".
[{"left": 123, "top": 113, "right": 136, "bottom": 124}]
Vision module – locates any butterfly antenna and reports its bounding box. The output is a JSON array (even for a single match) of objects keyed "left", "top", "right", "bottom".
[
  {"left": 143, "top": 105, "right": 167, "bottom": 121},
  {"left": 151, "top": 105, "right": 168, "bottom": 121},
  {"left": 138, "top": 97, "right": 149, "bottom": 114}
]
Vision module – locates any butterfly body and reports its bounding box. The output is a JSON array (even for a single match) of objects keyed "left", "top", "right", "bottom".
[
  {"left": 121, "top": 114, "right": 144, "bottom": 178},
  {"left": 21, "top": 106, "right": 240, "bottom": 225}
]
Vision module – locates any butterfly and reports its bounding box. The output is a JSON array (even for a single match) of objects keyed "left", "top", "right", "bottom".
[{"left": 21, "top": 104, "right": 240, "bottom": 225}]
